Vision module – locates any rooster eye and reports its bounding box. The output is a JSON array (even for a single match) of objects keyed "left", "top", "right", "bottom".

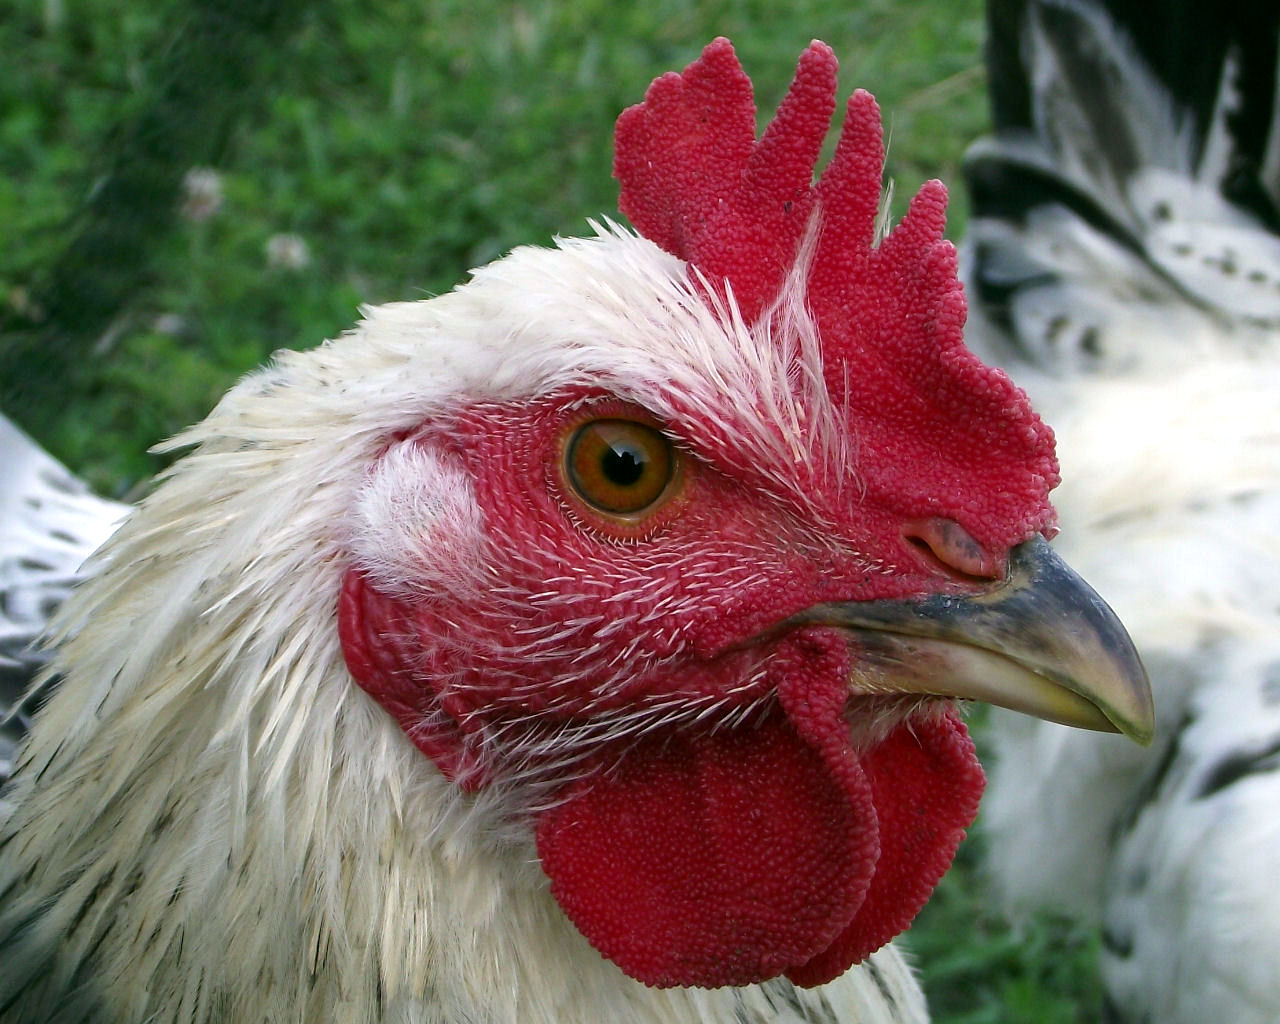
[{"left": 565, "top": 419, "right": 676, "bottom": 516}]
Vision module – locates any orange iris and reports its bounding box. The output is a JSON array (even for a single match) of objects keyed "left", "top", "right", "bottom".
[{"left": 565, "top": 419, "right": 677, "bottom": 516}]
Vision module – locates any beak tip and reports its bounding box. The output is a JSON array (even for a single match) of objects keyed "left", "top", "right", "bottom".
[
  {"left": 1124, "top": 697, "right": 1157, "bottom": 748},
  {"left": 1017, "top": 536, "right": 1157, "bottom": 747},
  {"left": 1107, "top": 656, "right": 1155, "bottom": 747}
]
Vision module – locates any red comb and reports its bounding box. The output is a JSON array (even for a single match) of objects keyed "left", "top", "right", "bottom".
[
  {"left": 615, "top": 38, "right": 842, "bottom": 324},
  {"left": 615, "top": 38, "right": 1058, "bottom": 551}
]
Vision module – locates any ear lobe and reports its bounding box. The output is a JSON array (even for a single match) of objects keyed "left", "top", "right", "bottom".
[{"left": 347, "top": 438, "right": 488, "bottom": 599}]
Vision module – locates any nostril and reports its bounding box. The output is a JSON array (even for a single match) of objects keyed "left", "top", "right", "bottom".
[{"left": 903, "top": 517, "right": 1006, "bottom": 581}]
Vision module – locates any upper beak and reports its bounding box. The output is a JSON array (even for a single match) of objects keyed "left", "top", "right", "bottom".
[{"left": 795, "top": 536, "right": 1154, "bottom": 744}]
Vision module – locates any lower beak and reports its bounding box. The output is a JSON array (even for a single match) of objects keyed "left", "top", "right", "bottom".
[{"left": 794, "top": 536, "right": 1154, "bottom": 744}]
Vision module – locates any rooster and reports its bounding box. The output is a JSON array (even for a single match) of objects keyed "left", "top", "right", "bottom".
[
  {"left": 964, "top": 1, "right": 1280, "bottom": 1021},
  {"left": 0, "top": 39, "right": 1152, "bottom": 1024}
]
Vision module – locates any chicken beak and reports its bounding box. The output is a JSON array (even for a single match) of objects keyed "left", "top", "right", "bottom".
[{"left": 799, "top": 536, "right": 1154, "bottom": 744}]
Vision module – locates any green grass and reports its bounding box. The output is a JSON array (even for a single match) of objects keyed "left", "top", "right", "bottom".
[
  {"left": 1, "top": 1, "right": 1102, "bottom": 1018},
  {"left": 910, "top": 815, "right": 1105, "bottom": 1023}
]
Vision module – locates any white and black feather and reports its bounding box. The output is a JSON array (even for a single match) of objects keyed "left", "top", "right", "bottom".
[
  {"left": 964, "top": 2, "right": 1280, "bottom": 1021},
  {"left": 0, "top": 414, "right": 125, "bottom": 787}
]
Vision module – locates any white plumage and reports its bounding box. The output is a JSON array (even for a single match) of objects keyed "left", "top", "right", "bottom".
[{"left": 965, "top": 1, "right": 1280, "bottom": 1019}]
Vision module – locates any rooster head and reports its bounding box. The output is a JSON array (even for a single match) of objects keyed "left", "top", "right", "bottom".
[{"left": 336, "top": 39, "right": 1151, "bottom": 991}]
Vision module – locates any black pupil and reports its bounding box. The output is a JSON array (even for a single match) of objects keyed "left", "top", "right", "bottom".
[{"left": 601, "top": 442, "right": 646, "bottom": 487}]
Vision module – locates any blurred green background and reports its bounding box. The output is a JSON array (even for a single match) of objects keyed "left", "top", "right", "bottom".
[{"left": 0, "top": 1, "right": 1100, "bottom": 1019}]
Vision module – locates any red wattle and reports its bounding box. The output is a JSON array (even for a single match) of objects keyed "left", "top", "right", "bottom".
[
  {"left": 785, "top": 712, "right": 984, "bottom": 987},
  {"left": 535, "top": 710, "right": 878, "bottom": 988},
  {"left": 537, "top": 629, "right": 985, "bottom": 990}
]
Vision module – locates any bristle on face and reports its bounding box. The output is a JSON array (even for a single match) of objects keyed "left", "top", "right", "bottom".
[{"left": 616, "top": 38, "right": 1060, "bottom": 552}]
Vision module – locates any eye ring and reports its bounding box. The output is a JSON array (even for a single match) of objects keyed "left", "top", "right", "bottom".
[{"left": 564, "top": 418, "right": 679, "bottom": 518}]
